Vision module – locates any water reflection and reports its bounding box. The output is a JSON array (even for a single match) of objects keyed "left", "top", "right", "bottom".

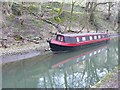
[{"left": 2, "top": 38, "right": 118, "bottom": 88}]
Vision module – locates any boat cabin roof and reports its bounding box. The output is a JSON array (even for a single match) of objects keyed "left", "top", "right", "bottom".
[{"left": 57, "top": 33, "right": 107, "bottom": 37}]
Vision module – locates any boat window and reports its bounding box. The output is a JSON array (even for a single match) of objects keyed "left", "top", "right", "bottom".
[
  {"left": 61, "top": 36, "right": 64, "bottom": 41},
  {"left": 94, "top": 36, "right": 97, "bottom": 39},
  {"left": 71, "top": 37, "right": 77, "bottom": 43},
  {"left": 86, "top": 36, "right": 89, "bottom": 40},
  {"left": 98, "top": 35, "right": 101, "bottom": 39},
  {"left": 79, "top": 37, "right": 82, "bottom": 42},
  {"left": 104, "top": 34, "right": 108, "bottom": 38},
  {"left": 82, "top": 37, "right": 86, "bottom": 41},
  {"left": 102, "top": 35, "right": 105, "bottom": 38},
  {"left": 89, "top": 36, "right": 93, "bottom": 40},
  {"left": 76, "top": 37, "right": 79, "bottom": 42},
  {"left": 64, "top": 37, "right": 77, "bottom": 43},
  {"left": 97, "top": 35, "right": 99, "bottom": 39},
  {"left": 57, "top": 36, "right": 60, "bottom": 41},
  {"left": 92, "top": 36, "right": 95, "bottom": 39},
  {"left": 56, "top": 35, "right": 64, "bottom": 42}
]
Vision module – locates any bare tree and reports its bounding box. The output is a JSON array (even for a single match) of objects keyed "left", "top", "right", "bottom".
[
  {"left": 106, "top": 2, "right": 112, "bottom": 20},
  {"left": 118, "top": 2, "right": 120, "bottom": 65},
  {"left": 68, "top": 1, "right": 76, "bottom": 31},
  {"left": 85, "top": 1, "right": 114, "bottom": 32}
]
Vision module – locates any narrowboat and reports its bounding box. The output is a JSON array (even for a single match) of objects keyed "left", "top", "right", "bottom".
[{"left": 48, "top": 33, "right": 110, "bottom": 52}]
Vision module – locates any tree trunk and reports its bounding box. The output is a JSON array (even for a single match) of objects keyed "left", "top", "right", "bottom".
[
  {"left": 118, "top": 2, "right": 120, "bottom": 65},
  {"left": 106, "top": 2, "right": 112, "bottom": 20},
  {"left": 68, "top": 1, "right": 76, "bottom": 31},
  {"left": 118, "top": 5, "right": 120, "bottom": 65}
]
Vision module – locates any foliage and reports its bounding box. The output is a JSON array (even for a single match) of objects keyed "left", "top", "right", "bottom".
[
  {"left": 53, "top": 2, "right": 64, "bottom": 24},
  {"left": 28, "top": 4, "right": 39, "bottom": 14},
  {"left": 14, "top": 35, "right": 23, "bottom": 41},
  {"left": 58, "top": 2, "right": 63, "bottom": 15},
  {"left": 54, "top": 16, "right": 62, "bottom": 23},
  {"left": 11, "top": 3, "right": 21, "bottom": 16}
]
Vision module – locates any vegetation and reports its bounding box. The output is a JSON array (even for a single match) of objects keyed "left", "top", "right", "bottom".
[{"left": 0, "top": 1, "right": 120, "bottom": 47}]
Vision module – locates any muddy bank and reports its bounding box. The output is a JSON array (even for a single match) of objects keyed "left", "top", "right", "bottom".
[
  {"left": 1, "top": 42, "right": 52, "bottom": 64},
  {"left": 1, "top": 42, "right": 49, "bottom": 55}
]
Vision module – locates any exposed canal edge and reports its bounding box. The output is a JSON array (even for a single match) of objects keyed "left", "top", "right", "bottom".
[
  {"left": 1, "top": 42, "right": 53, "bottom": 64},
  {"left": 91, "top": 65, "right": 119, "bottom": 88},
  {"left": 2, "top": 50, "right": 53, "bottom": 65}
]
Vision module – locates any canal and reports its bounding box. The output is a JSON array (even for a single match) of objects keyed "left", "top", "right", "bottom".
[{"left": 2, "top": 37, "right": 118, "bottom": 88}]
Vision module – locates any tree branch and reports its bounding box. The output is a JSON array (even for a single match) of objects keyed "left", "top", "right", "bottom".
[{"left": 31, "top": 13, "right": 61, "bottom": 33}]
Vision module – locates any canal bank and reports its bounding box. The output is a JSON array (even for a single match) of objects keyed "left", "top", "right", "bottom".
[
  {"left": 1, "top": 42, "right": 52, "bottom": 64},
  {"left": 91, "top": 66, "right": 119, "bottom": 88}
]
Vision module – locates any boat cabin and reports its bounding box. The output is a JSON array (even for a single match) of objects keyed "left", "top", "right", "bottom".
[
  {"left": 48, "top": 33, "right": 110, "bottom": 52},
  {"left": 56, "top": 33, "right": 109, "bottom": 43}
]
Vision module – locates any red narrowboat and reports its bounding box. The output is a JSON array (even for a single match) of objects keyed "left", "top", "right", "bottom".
[{"left": 48, "top": 33, "right": 110, "bottom": 52}]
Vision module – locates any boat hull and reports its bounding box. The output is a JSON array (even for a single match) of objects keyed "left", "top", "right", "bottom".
[
  {"left": 48, "top": 40, "right": 109, "bottom": 52},
  {"left": 49, "top": 42, "right": 79, "bottom": 52}
]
